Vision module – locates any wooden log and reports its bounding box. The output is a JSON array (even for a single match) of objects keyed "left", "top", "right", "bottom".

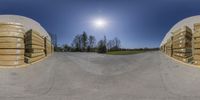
[
  {"left": 173, "top": 43, "right": 192, "bottom": 49},
  {"left": 193, "top": 59, "right": 200, "bottom": 65},
  {"left": 0, "top": 22, "right": 25, "bottom": 33},
  {"left": 0, "top": 37, "right": 24, "bottom": 43},
  {"left": 0, "top": 49, "right": 24, "bottom": 55},
  {"left": 25, "top": 30, "right": 44, "bottom": 42},
  {"left": 0, "top": 27, "right": 23, "bottom": 31},
  {"left": 25, "top": 49, "right": 44, "bottom": 53},
  {"left": 173, "top": 27, "right": 190, "bottom": 36},
  {"left": 193, "top": 37, "right": 200, "bottom": 43},
  {"left": 173, "top": 32, "right": 192, "bottom": 41},
  {"left": 0, "top": 23, "right": 23, "bottom": 27},
  {"left": 193, "top": 55, "right": 200, "bottom": 60},
  {"left": 194, "top": 23, "right": 200, "bottom": 31},
  {"left": 0, "top": 28, "right": 24, "bottom": 32},
  {"left": 25, "top": 40, "right": 44, "bottom": 47},
  {"left": 0, "top": 43, "right": 24, "bottom": 49},
  {"left": 26, "top": 29, "right": 44, "bottom": 39},
  {"left": 25, "top": 45, "right": 45, "bottom": 49},
  {"left": 173, "top": 52, "right": 192, "bottom": 58},
  {"left": 173, "top": 39, "right": 191, "bottom": 45},
  {"left": 44, "top": 37, "right": 52, "bottom": 56},
  {"left": 173, "top": 48, "right": 192, "bottom": 53},
  {"left": 0, "top": 24, "right": 23, "bottom": 28},
  {"left": 193, "top": 33, "right": 200, "bottom": 38},
  {"left": 25, "top": 34, "right": 44, "bottom": 42},
  {"left": 25, "top": 52, "right": 45, "bottom": 58},
  {"left": 0, "top": 55, "right": 24, "bottom": 60},
  {"left": 0, "top": 32, "right": 24, "bottom": 38},
  {"left": 172, "top": 35, "right": 192, "bottom": 42},
  {"left": 51, "top": 44, "right": 54, "bottom": 53},
  {"left": 194, "top": 49, "right": 200, "bottom": 54},
  {"left": 173, "top": 42, "right": 192, "bottom": 48},
  {"left": 194, "top": 43, "right": 200, "bottom": 49},
  {"left": 25, "top": 55, "right": 45, "bottom": 63},
  {"left": 0, "top": 60, "right": 24, "bottom": 66},
  {"left": 172, "top": 55, "right": 190, "bottom": 63}
]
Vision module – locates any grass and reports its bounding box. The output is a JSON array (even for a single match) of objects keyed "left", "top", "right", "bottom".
[{"left": 106, "top": 50, "right": 145, "bottom": 55}]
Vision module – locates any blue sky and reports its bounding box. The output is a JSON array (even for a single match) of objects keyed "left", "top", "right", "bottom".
[{"left": 0, "top": 0, "right": 200, "bottom": 48}]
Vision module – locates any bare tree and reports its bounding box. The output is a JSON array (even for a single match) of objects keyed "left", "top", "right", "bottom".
[
  {"left": 97, "top": 40, "right": 106, "bottom": 53},
  {"left": 88, "top": 35, "right": 96, "bottom": 48},
  {"left": 114, "top": 37, "right": 121, "bottom": 49},
  {"left": 97, "top": 36, "right": 107, "bottom": 53},
  {"left": 107, "top": 40, "right": 112, "bottom": 51},
  {"left": 103, "top": 35, "right": 107, "bottom": 46},
  {"left": 63, "top": 44, "right": 71, "bottom": 52},
  {"left": 71, "top": 34, "right": 82, "bottom": 51},
  {"left": 107, "top": 37, "right": 121, "bottom": 51},
  {"left": 87, "top": 35, "right": 96, "bottom": 52},
  {"left": 82, "top": 32, "right": 88, "bottom": 51}
]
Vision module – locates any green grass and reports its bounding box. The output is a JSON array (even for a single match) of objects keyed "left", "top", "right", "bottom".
[{"left": 106, "top": 50, "right": 145, "bottom": 55}]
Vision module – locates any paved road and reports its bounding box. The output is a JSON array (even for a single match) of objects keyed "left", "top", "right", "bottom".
[{"left": 1, "top": 51, "right": 200, "bottom": 100}]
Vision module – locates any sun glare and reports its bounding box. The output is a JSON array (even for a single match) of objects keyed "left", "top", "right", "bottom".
[{"left": 93, "top": 18, "right": 107, "bottom": 28}]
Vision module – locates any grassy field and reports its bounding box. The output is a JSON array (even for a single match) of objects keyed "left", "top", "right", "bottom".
[{"left": 106, "top": 50, "right": 145, "bottom": 55}]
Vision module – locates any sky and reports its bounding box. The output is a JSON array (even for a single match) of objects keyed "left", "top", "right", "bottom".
[{"left": 0, "top": 0, "right": 200, "bottom": 48}]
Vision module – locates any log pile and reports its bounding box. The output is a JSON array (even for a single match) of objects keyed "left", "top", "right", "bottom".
[
  {"left": 44, "top": 37, "right": 52, "bottom": 56},
  {"left": 25, "top": 29, "right": 45, "bottom": 63},
  {"left": 165, "top": 37, "right": 173, "bottom": 57},
  {"left": 0, "top": 23, "right": 25, "bottom": 66},
  {"left": 193, "top": 23, "right": 200, "bottom": 65},
  {"left": 51, "top": 44, "right": 54, "bottom": 53},
  {"left": 172, "top": 26, "right": 192, "bottom": 63}
]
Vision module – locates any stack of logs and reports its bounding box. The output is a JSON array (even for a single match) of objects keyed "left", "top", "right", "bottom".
[
  {"left": 193, "top": 24, "right": 200, "bottom": 65},
  {"left": 172, "top": 26, "right": 192, "bottom": 63},
  {"left": 0, "top": 23, "right": 25, "bottom": 66},
  {"left": 165, "top": 37, "right": 173, "bottom": 57},
  {"left": 160, "top": 23, "right": 200, "bottom": 65},
  {"left": 25, "top": 29, "right": 45, "bottom": 63},
  {"left": 44, "top": 37, "right": 52, "bottom": 56}
]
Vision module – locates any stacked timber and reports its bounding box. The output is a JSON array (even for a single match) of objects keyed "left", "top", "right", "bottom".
[
  {"left": 163, "top": 44, "right": 166, "bottom": 54},
  {"left": 163, "top": 44, "right": 165, "bottom": 53},
  {"left": 165, "top": 37, "right": 173, "bottom": 57},
  {"left": 164, "top": 43, "right": 167, "bottom": 54},
  {"left": 0, "top": 23, "right": 25, "bottom": 66},
  {"left": 164, "top": 44, "right": 166, "bottom": 53},
  {"left": 51, "top": 44, "right": 54, "bottom": 53},
  {"left": 172, "top": 26, "right": 192, "bottom": 63},
  {"left": 44, "top": 37, "right": 52, "bottom": 56},
  {"left": 193, "top": 23, "right": 200, "bottom": 65},
  {"left": 25, "top": 29, "right": 45, "bottom": 63},
  {"left": 160, "top": 46, "right": 162, "bottom": 52}
]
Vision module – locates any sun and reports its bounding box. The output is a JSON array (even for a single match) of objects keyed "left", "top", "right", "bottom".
[{"left": 93, "top": 18, "right": 107, "bottom": 28}]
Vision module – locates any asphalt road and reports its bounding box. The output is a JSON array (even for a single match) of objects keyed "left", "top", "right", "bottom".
[{"left": 1, "top": 51, "right": 200, "bottom": 100}]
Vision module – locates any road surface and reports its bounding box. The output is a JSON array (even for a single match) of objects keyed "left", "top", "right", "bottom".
[{"left": 0, "top": 51, "right": 200, "bottom": 100}]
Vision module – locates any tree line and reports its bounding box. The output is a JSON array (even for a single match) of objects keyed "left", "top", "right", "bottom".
[
  {"left": 52, "top": 32, "right": 159, "bottom": 53},
  {"left": 55, "top": 32, "right": 121, "bottom": 53}
]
